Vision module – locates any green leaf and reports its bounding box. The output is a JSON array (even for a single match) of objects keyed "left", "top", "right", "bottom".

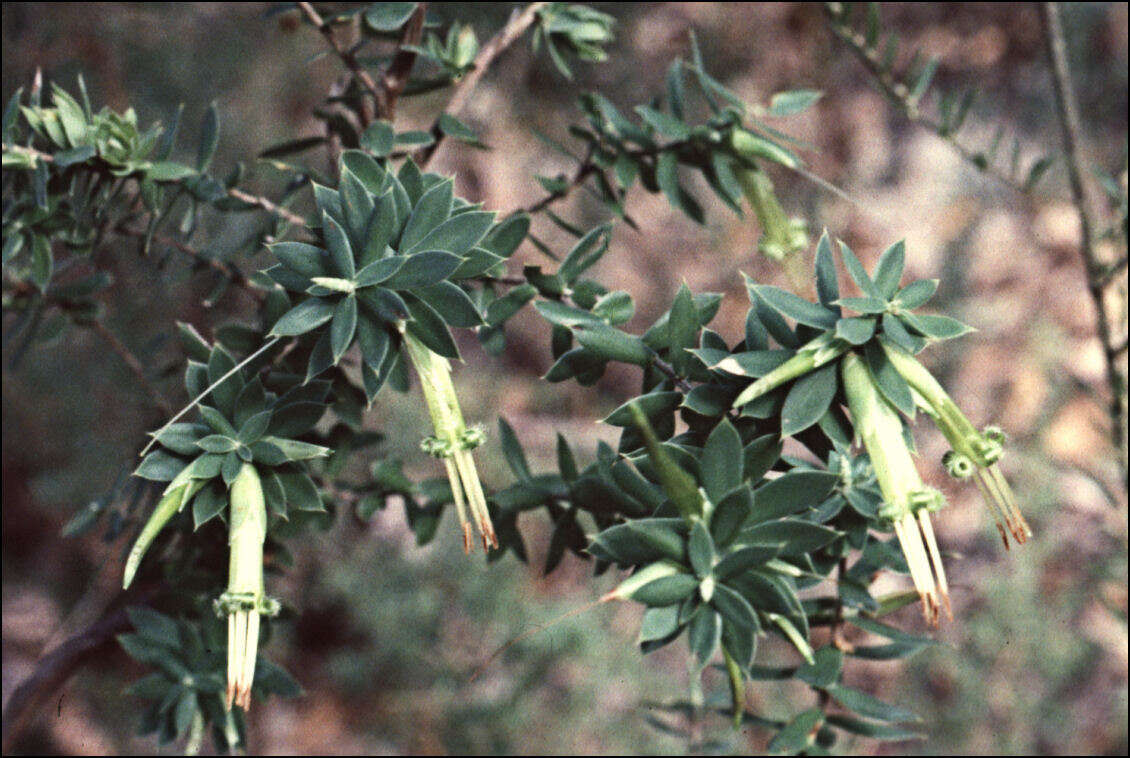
[
  {"left": 154, "top": 423, "right": 207, "bottom": 456},
  {"left": 277, "top": 470, "right": 323, "bottom": 511},
  {"left": 825, "top": 714, "right": 922, "bottom": 742},
  {"left": 403, "top": 294, "right": 459, "bottom": 359},
  {"left": 631, "top": 572, "right": 699, "bottom": 606},
  {"left": 753, "top": 471, "right": 839, "bottom": 522},
  {"left": 268, "top": 402, "right": 325, "bottom": 438},
  {"left": 574, "top": 323, "right": 652, "bottom": 365},
  {"left": 699, "top": 419, "right": 742, "bottom": 503},
  {"left": 413, "top": 281, "right": 481, "bottom": 327},
  {"left": 236, "top": 410, "right": 272, "bottom": 445},
  {"left": 270, "top": 298, "right": 335, "bottom": 337},
  {"left": 603, "top": 391, "right": 682, "bottom": 426},
  {"left": 399, "top": 179, "right": 453, "bottom": 252},
  {"left": 768, "top": 708, "right": 821, "bottom": 754},
  {"left": 497, "top": 417, "right": 531, "bottom": 480},
  {"left": 711, "top": 583, "right": 757, "bottom": 630},
  {"left": 355, "top": 255, "right": 406, "bottom": 288},
  {"left": 894, "top": 279, "right": 937, "bottom": 310},
  {"left": 780, "top": 362, "right": 838, "bottom": 436},
  {"left": 667, "top": 283, "right": 699, "bottom": 376},
  {"left": 871, "top": 240, "right": 905, "bottom": 298},
  {"left": 714, "top": 543, "right": 781, "bottom": 580},
  {"left": 197, "top": 101, "right": 219, "bottom": 171},
  {"left": 405, "top": 210, "right": 495, "bottom": 256},
  {"left": 261, "top": 437, "right": 330, "bottom": 461},
  {"left": 146, "top": 161, "right": 197, "bottom": 181},
  {"left": 824, "top": 684, "right": 920, "bottom": 723},
  {"left": 814, "top": 231, "right": 839, "bottom": 309},
  {"left": 768, "top": 89, "right": 823, "bottom": 116},
  {"left": 838, "top": 240, "right": 880, "bottom": 298},
  {"left": 329, "top": 296, "right": 358, "bottom": 363},
  {"left": 364, "top": 2, "right": 418, "bottom": 31},
  {"left": 589, "top": 519, "right": 687, "bottom": 566},
  {"left": 796, "top": 645, "right": 843, "bottom": 688},
  {"left": 741, "top": 519, "right": 839, "bottom": 556},
  {"left": 638, "top": 605, "right": 681, "bottom": 643},
  {"left": 863, "top": 341, "right": 915, "bottom": 416},
  {"left": 688, "top": 520, "right": 716, "bottom": 578},
  {"left": 192, "top": 482, "right": 227, "bottom": 529},
  {"left": 322, "top": 213, "right": 356, "bottom": 278},
  {"left": 383, "top": 251, "right": 462, "bottom": 289},
  {"left": 360, "top": 120, "right": 396, "bottom": 156},
  {"left": 135, "top": 451, "right": 187, "bottom": 481},
  {"left": 835, "top": 296, "right": 888, "bottom": 315},
  {"left": 709, "top": 487, "right": 754, "bottom": 547},
  {"left": 902, "top": 313, "right": 975, "bottom": 340},
  {"left": 835, "top": 317, "right": 876, "bottom": 345},
  {"left": 557, "top": 224, "right": 612, "bottom": 284},
  {"left": 438, "top": 113, "right": 486, "bottom": 148},
  {"left": 687, "top": 607, "right": 721, "bottom": 667},
  {"left": 634, "top": 105, "right": 689, "bottom": 139},
  {"left": 630, "top": 405, "right": 704, "bottom": 521}
]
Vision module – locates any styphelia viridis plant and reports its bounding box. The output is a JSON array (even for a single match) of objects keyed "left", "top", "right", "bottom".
[{"left": 125, "top": 330, "right": 329, "bottom": 709}]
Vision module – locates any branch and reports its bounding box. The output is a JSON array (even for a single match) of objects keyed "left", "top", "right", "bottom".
[
  {"left": 379, "top": 4, "right": 427, "bottom": 121},
  {"left": 115, "top": 225, "right": 266, "bottom": 303},
  {"left": 1041, "top": 2, "right": 1128, "bottom": 484},
  {"left": 225, "top": 187, "right": 307, "bottom": 227},
  {"left": 416, "top": 2, "right": 548, "bottom": 167},
  {"left": 88, "top": 320, "right": 173, "bottom": 416},
  {"left": 297, "top": 1, "right": 387, "bottom": 126},
  {"left": 822, "top": 4, "right": 1029, "bottom": 195},
  {"left": 1, "top": 605, "right": 137, "bottom": 753}
]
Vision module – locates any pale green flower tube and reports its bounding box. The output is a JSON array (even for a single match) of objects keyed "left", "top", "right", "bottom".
[
  {"left": 880, "top": 339, "right": 1031, "bottom": 547},
  {"left": 400, "top": 325, "right": 496, "bottom": 552},
  {"left": 218, "top": 462, "right": 276, "bottom": 711},
  {"left": 842, "top": 352, "right": 951, "bottom": 623},
  {"left": 123, "top": 466, "right": 205, "bottom": 589}
]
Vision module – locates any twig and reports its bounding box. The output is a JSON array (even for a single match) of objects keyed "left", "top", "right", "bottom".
[
  {"left": 115, "top": 225, "right": 265, "bottom": 303},
  {"left": 88, "top": 320, "right": 173, "bottom": 415},
  {"left": 7, "top": 143, "right": 308, "bottom": 228},
  {"left": 378, "top": 4, "right": 427, "bottom": 120},
  {"left": 822, "top": 3, "right": 1029, "bottom": 195},
  {"left": 1, "top": 605, "right": 138, "bottom": 753},
  {"left": 1041, "top": 1, "right": 1128, "bottom": 484},
  {"left": 226, "top": 187, "right": 307, "bottom": 227},
  {"left": 416, "top": 2, "right": 548, "bottom": 167},
  {"left": 297, "top": 1, "right": 386, "bottom": 127}
]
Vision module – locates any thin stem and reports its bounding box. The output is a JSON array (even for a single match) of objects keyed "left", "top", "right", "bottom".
[
  {"left": 297, "top": 1, "right": 387, "bottom": 127},
  {"left": 114, "top": 224, "right": 265, "bottom": 303},
  {"left": 1040, "top": 1, "right": 1128, "bottom": 486},
  {"left": 417, "top": 3, "right": 548, "bottom": 167},
  {"left": 88, "top": 320, "right": 172, "bottom": 415},
  {"left": 822, "top": 3, "right": 1028, "bottom": 194},
  {"left": 138, "top": 337, "right": 281, "bottom": 457}
]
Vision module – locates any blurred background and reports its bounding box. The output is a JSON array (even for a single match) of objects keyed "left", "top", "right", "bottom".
[{"left": 2, "top": 2, "right": 1127, "bottom": 754}]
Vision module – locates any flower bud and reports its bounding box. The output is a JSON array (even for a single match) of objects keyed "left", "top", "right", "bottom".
[
  {"left": 735, "top": 166, "right": 808, "bottom": 262},
  {"left": 732, "top": 332, "right": 849, "bottom": 409}
]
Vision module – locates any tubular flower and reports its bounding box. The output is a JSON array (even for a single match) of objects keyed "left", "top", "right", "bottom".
[
  {"left": 215, "top": 462, "right": 279, "bottom": 711},
  {"left": 842, "top": 353, "right": 951, "bottom": 624},
  {"left": 735, "top": 166, "right": 809, "bottom": 262},
  {"left": 400, "top": 325, "right": 496, "bottom": 553},
  {"left": 880, "top": 340, "right": 1031, "bottom": 548}
]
